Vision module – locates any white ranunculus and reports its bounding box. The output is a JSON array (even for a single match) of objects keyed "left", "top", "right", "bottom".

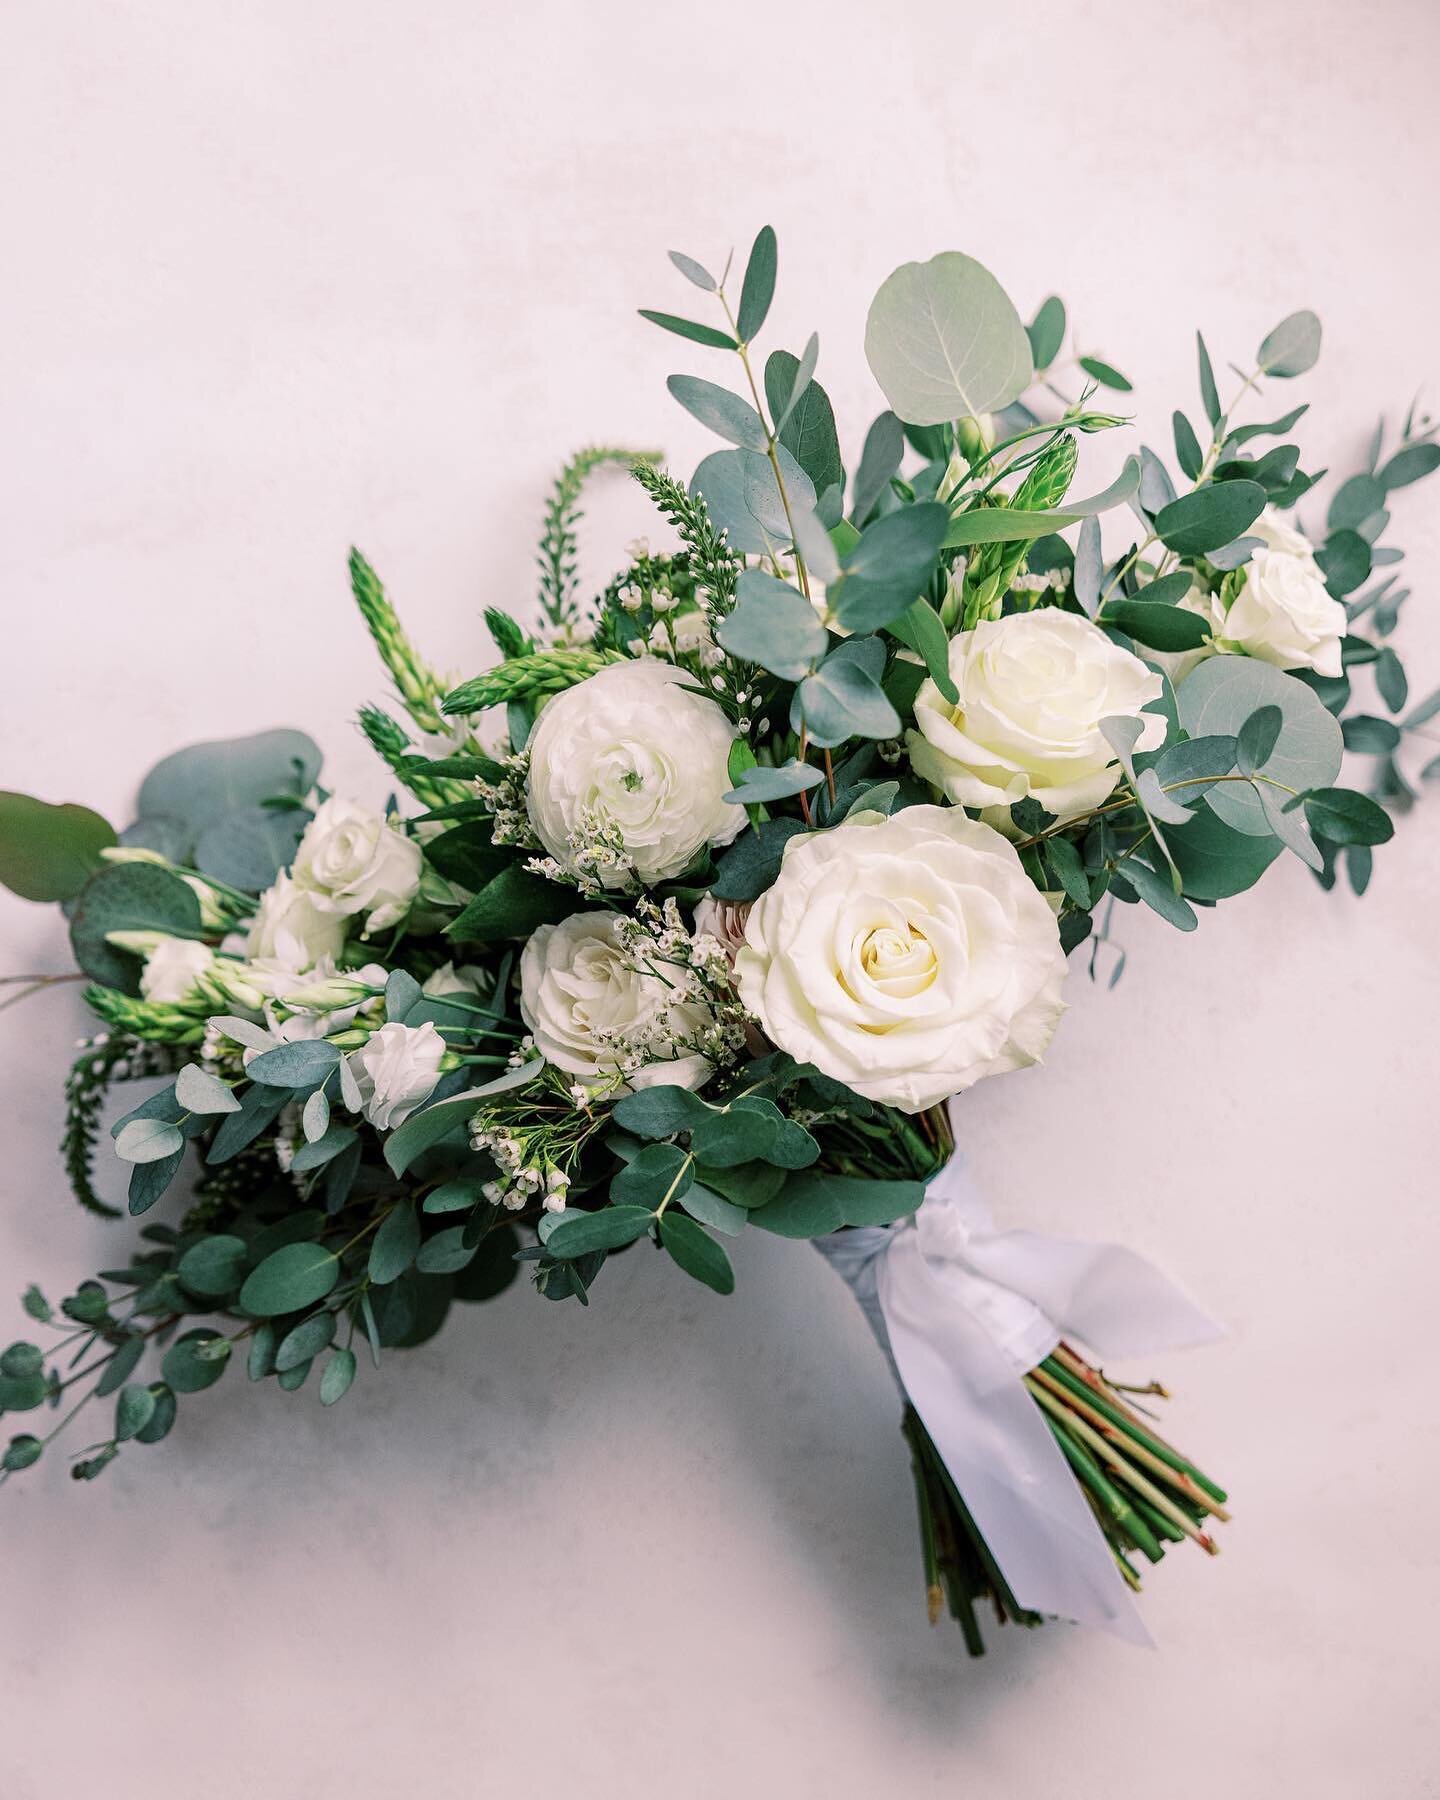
[
  {"left": 525, "top": 659, "right": 743, "bottom": 888},
  {"left": 245, "top": 871, "right": 349, "bottom": 968},
  {"left": 519, "top": 910, "right": 713, "bottom": 1088},
  {"left": 346, "top": 1020, "right": 446, "bottom": 1130},
  {"left": 907, "top": 609, "right": 1164, "bottom": 823},
  {"left": 291, "top": 797, "right": 423, "bottom": 934},
  {"left": 734, "top": 806, "right": 1067, "bottom": 1114},
  {"left": 1223, "top": 546, "right": 1345, "bottom": 677},
  {"left": 138, "top": 937, "right": 215, "bottom": 1003}
]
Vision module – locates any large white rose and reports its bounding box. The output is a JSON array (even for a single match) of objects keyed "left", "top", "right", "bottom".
[
  {"left": 519, "top": 910, "right": 712, "bottom": 1089},
  {"left": 346, "top": 1020, "right": 446, "bottom": 1130},
  {"left": 907, "top": 609, "right": 1164, "bottom": 823},
  {"left": 245, "top": 871, "right": 348, "bottom": 968},
  {"left": 734, "top": 806, "right": 1066, "bottom": 1114},
  {"left": 291, "top": 797, "right": 423, "bottom": 934},
  {"left": 525, "top": 659, "right": 743, "bottom": 887},
  {"left": 1222, "top": 541, "right": 1345, "bottom": 677},
  {"left": 1248, "top": 504, "right": 1315, "bottom": 559}
]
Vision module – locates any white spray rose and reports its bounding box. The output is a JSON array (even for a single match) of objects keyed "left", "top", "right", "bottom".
[
  {"left": 346, "top": 1020, "right": 446, "bottom": 1130},
  {"left": 245, "top": 871, "right": 348, "bottom": 968},
  {"left": 291, "top": 797, "right": 423, "bottom": 935},
  {"left": 421, "top": 961, "right": 491, "bottom": 999},
  {"left": 525, "top": 659, "right": 743, "bottom": 888},
  {"left": 138, "top": 937, "right": 215, "bottom": 1003},
  {"left": 519, "top": 910, "right": 712, "bottom": 1090},
  {"left": 1221, "top": 517, "right": 1345, "bottom": 676},
  {"left": 907, "top": 610, "right": 1164, "bottom": 824},
  {"left": 734, "top": 806, "right": 1067, "bottom": 1114}
]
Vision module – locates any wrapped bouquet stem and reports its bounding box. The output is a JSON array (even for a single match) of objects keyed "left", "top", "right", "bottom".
[{"left": 814, "top": 1111, "right": 1228, "bottom": 1650}]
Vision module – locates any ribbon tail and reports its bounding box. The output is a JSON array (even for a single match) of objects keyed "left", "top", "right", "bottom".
[{"left": 878, "top": 1225, "right": 1153, "bottom": 1644}]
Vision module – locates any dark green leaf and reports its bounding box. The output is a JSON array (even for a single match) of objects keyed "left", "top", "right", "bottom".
[
  {"left": 612, "top": 1085, "right": 716, "bottom": 1140},
  {"left": 1172, "top": 411, "right": 1203, "bottom": 481},
  {"left": 1375, "top": 647, "right": 1408, "bottom": 714},
  {"left": 1237, "top": 705, "right": 1283, "bottom": 773},
  {"left": 711, "top": 818, "right": 808, "bottom": 902},
  {"left": 416, "top": 1228, "right": 478, "bottom": 1275},
  {"left": 161, "top": 1329, "right": 231, "bottom": 1394},
  {"left": 1378, "top": 442, "right": 1440, "bottom": 491},
  {"left": 832, "top": 502, "right": 949, "bottom": 633},
  {"left": 1196, "top": 333, "right": 1221, "bottom": 428},
  {"left": 1302, "top": 787, "right": 1395, "bottom": 846},
  {"left": 1102, "top": 601, "right": 1210, "bottom": 651},
  {"left": 1257, "top": 310, "right": 1321, "bottom": 378},
  {"left": 544, "top": 1205, "right": 654, "bottom": 1259},
  {"left": 851, "top": 412, "right": 904, "bottom": 524},
  {"left": 736, "top": 225, "right": 777, "bottom": 343},
  {"left": 68, "top": 863, "right": 203, "bottom": 993},
  {"left": 246, "top": 1039, "right": 341, "bottom": 1089},
  {"left": 0, "top": 792, "right": 116, "bottom": 903},
  {"left": 177, "top": 1234, "right": 249, "bottom": 1299},
  {"left": 239, "top": 1243, "right": 339, "bottom": 1317},
  {"left": 765, "top": 350, "right": 844, "bottom": 500},
  {"left": 638, "top": 310, "right": 737, "bottom": 351},
  {"left": 1155, "top": 480, "right": 1266, "bottom": 555},
  {"left": 1316, "top": 530, "right": 1371, "bottom": 597},
  {"left": 446, "top": 863, "right": 573, "bottom": 945},
  {"left": 114, "top": 1384, "right": 157, "bottom": 1441},
  {"left": 1078, "top": 354, "right": 1131, "bottom": 392},
  {"left": 369, "top": 1200, "right": 421, "bottom": 1285},
  {"left": 206, "top": 1082, "right": 290, "bottom": 1165},
  {"left": 320, "top": 1348, "right": 357, "bottom": 1406},
  {"left": 1026, "top": 296, "right": 1066, "bottom": 370},
  {"left": 1342, "top": 715, "right": 1402, "bottom": 754},
  {"left": 611, "top": 1143, "right": 693, "bottom": 1208},
  {"left": 658, "top": 1214, "right": 735, "bottom": 1295},
  {"left": 276, "top": 1310, "right": 336, "bottom": 1372}
]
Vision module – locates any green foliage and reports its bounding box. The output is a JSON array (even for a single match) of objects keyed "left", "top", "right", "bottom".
[
  {"left": 0, "top": 792, "right": 116, "bottom": 903},
  {"left": 865, "top": 252, "right": 1033, "bottom": 426},
  {"left": 68, "top": 863, "right": 203, "bottom": 992}
]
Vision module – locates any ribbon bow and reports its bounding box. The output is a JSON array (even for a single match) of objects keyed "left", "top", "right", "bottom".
[{"left": 816, "top": 1149, "right": 1221, "bottom": 1643}]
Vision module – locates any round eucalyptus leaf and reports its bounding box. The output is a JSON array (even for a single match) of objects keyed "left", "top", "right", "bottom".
[
  {"left": 137, "top": 729, "right": 322, "bottom": 836},
  {"left": 68, "top": 862, "right": 203, "bottom": 993},
  {"left": 865, "top": 252, "right": 1033, "bottom": 427},
  {"left": 3, "top": 1435, "right": 43, "bottom": 1472},
  {"left": 275, "top": 1309, "right": 336, "bottom": 1373},
  {"left": 161, "top": 1330, "right": 232, "bottom": 1394},
  {"left": 319, "top": 1348, "right": 357, "bottom": 1406},
  {"left": 194, "top": 805, "right": 309, "bottom": 893},
  {"left": 176, "top": 1234, "right": 250, "bottom": 1299},
  {"left": 1177, "top": 657, "right": 1342, "bottom": 835},
  {"left": 1166, "top": 806, "right": 1283, "bottom": 899},
  {"left": 1256, "top": 310, "right": 1321, "bottom": 378},
  {"left": 0, "top": 792, "right": 116, "bottom": 904},
  {"left": 134, "top": 1383, "right": 178, "bottom": 1444},
  {"left": 113, "top": 1382, "right": 157, "bottom": 1441},
  {"left": 114, "top": 1118, "right": 185, "bottom": 1164}
]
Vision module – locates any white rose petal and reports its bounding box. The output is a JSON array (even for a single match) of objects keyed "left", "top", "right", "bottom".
[
  {"left": 1224, "top": 546, "right": 1345, "bottom": 677},
  {"left": 734, "top": 806, "right": 1067, "bottom": 1114},
  {"left": 525, "top": 659, "right": 743, "bottom": 887},
  {"left": 346, "top": 1020, "right": 446, "bottom": 1130},
  {"left": 519, "top": 910, "right": 713, "bottom": 1088},
  {"left": 139, "top": 937, "right": 215, "bottom": 1004},
  {"left": 291, "top": 797, "right": 422, "bottom": 935},
  {"left": 1248, "top": 503, "right": 1315, "bottom": 560},
  {"left": 907, "top": 610, "right": 1165, "bottom": 824},
  {"left": 245, "top": 871, "right": 349, "bottom": 968}
]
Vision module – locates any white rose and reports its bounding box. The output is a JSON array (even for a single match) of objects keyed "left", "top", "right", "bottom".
[
  {"left": 1248, "top": 504, "right": 1315, "bottom": 559},
  {"left": 245, "top": 871, "right": 348, "bottom": 968},
  {"left": 907, "top": 609, "right": 1165, "bottom": 823},
  {"left": 734, "top": 806, "right": 1066, "bottom": 1114},
  {"left": 138, "top": 937, "right": 215, "bottom": 1003},
  {"left": 525, "top": 659, "right": 743, "bottom": 888},
  {"left": 346, "top": 1020, "right": 446, "bottom": 1130},
  {"left": 519, "top": 910, "right": 713, "bottom": 1089},
  {"left": 291, "top": 797, "right": 423, "bottom": 934},
  {"left": 1222, "top": 547, "right": 1345, "bottom": 677}
]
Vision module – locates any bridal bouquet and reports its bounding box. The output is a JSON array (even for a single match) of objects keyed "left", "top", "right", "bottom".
[{"left": 3, "top": 229, "right": 1435, "bottom": 1652}]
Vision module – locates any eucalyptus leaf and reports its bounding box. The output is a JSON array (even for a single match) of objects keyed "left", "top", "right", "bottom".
[
  {"left": 0, "top": 792, "right": 115, "bottom": 903},
  {"left": 1156, "top": 480, "right": 1266, "bottom": 555},
  {"left": 716, "top": 569, "right": 827, "bottom": 678},
  {"left": 1177, "top": 658, "right": 1342, "bottom": 835},
  {"left": 737, "top": 225, "right": 777, "bottom": 343},
  {"left": 666, "top": 374, "right": 768, "bottom": 450},
  {"left": 794, "top": 639, "right": 901, "bottom": 747},
  {"left": 864, "top": 252, "right": 1032, "bottom": 427},
  {"left": 1257, "top": 310, "right": 1322, "bottom": 378},
  {"left": 175, "top": 1063, "right": 241, "bottom": 1116}
]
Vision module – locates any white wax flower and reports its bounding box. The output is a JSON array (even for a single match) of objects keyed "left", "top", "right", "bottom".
[
  {"left": 907, "top": 609, "right": 1164, "bottom": 823},
  {"left": 525, "top": 659, "right": 743, "bottom": 887},
  {"left": 291, "top": 797, "right": 423, "bottom": 935},
  {"left": 519, "top": 910, "right": 712, "bottom": 1089},
  {"left": 734, "top": 806, "right": 1067, "bottom": 1114},
  {"left": 346, "top": 1020, "right": 446, "bottom": 1130}
]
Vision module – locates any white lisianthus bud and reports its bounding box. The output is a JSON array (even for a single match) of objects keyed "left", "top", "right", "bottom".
[
  {"left": 525, "top": 660, "right": 744, "bottom": 887},
  {"left": 519, "top": 911, "right": 713, "bottom": 1089},
  {"left": 246, "top": 872, "right": 348, "bottom": 967},
  {"left": 124, "top": 935, "right": 215, "bottom": 1004},
  {"left": 345, "top": 1020, "right": 446, "bottom": 1130},
  {"left": 735, "top": 806, "right": 1067, "bottom": 1114},
  {"left": 291, "top": 797, "right": 423, "bottom": 935},
  {"left": 907, "top": 609, "right": 1164, "bottom": 823},
  {"left": 1219, "top": 511, "right": 1345, "bottom": 676}
]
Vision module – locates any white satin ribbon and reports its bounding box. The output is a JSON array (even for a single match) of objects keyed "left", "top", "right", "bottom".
[{"left": 816, "top": 1147, "right": 1222, "bottom": 1644}]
